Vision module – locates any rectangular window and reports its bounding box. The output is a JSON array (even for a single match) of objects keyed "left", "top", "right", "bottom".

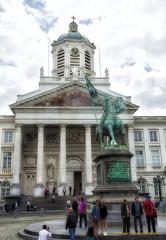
[
  {"left": 4, "top": 131, "right": 13, "bottom": 142},
  {"left": 149, "top": 131, "right": 158, "bottom": 142},
  {"left": 141, "top": 184, "right": 146, "bottom": 193},
  {"left": 134, "top": 131, "right": 142, "bottom": 142},
  {"left": 136, "top": 151, "right": 144, "bottom": 167},
  {"left": 3, "top": 152, "right": 12, "bottom": 169},
  {"left": 1, "top": 182, "right": 10, "bottom": 199},
  {"left": 151, "top": 150, "right": 160, "bottom": 166}
]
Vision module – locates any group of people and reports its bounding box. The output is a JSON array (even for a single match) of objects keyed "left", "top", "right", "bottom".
[
  {"left": 121, "top": 195, "right": 157, "bottom": 234},
  {"left": 38, "top": 195, "right": 158, "bottom": 240},
  {"left": 63, "top": 186, "right": 76, "bottom": 196}
]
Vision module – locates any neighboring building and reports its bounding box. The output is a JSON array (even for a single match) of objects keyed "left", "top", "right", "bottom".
[{"left": 0, "top": 19, "right": 165, "bottom": 201}]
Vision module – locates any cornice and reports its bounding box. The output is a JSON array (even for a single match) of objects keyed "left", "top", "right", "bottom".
[
  {"left": 0, "top": 116, "right": 15, "bottom": 124},
  {"left": 134, "top": 116, "right": 166, "bottom": 124}
]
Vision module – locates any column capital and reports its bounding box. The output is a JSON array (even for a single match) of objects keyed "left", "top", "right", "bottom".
[
  {"left": 15, "top": 123, "right": 22, "bottom": 129},
  {"left": 60, "top": 124, "right": 67, "bottom": 128},
  {"left": 127, "top": 123, "right": 134, "bottom": 130},
  {"left": 15, "top": 124, "right": 22, "bottom": 134},
  {"left": 37, "top": 123, "right": 45, "bottom": 128},
  {"left": 37, "top": 123, "right": 45, "bottom": 132},
  {"left": 84, "top": 124, "right": 92, "bottom": 130},
  {"left": 60, "top": 124, "right": 67, "bottom": 133}
]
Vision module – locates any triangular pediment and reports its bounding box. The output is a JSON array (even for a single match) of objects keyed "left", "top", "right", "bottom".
[{"left": 10, "top": 81, "right": 139, "bottom": 114}]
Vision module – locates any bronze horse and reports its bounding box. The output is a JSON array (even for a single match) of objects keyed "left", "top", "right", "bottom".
[{"left": 96, "top": 96, "right": 126, "bottom": 148}]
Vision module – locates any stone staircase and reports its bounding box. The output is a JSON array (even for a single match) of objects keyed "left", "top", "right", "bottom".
[{"left": 18, "top": 195, "right": 87, "bottom": 212}]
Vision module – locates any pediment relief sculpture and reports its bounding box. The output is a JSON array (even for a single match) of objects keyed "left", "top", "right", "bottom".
[{"left": 35, "top": 89, "right": 92, "bottom": 107}]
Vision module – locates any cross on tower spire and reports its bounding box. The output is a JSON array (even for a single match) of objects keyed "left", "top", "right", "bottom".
[{"left": 71, "top": 16, "right": 76, "bottom": 21}]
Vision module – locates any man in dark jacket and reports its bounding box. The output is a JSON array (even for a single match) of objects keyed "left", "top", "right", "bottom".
[
  {"left": 121, "top": 199, "right": 131, "bottom": 234},
  {"left": 66, "top": 207, "right": 77, "bottom": 240},
  {"left": 131, "top": 197, "right": 143, "bottom": 233}
]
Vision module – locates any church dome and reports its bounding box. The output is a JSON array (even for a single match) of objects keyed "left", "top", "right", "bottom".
[{"left": 56, "top": 20, "right": 91, "bottom": 44}]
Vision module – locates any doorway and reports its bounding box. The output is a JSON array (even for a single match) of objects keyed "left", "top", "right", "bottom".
[
  {"left": 74, "top": 172, "right": 82, "bottom": 195},
  {"left": 25, "top": 174, "right": 36, "bottom": 196}
]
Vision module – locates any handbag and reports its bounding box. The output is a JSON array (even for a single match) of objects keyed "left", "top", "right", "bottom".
[{"left": 154, "top": 209, "right": 157, "bottom": 218}]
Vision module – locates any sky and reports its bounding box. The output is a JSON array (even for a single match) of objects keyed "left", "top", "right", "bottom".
[{"left": 0, "top": 0, "right": 166, "bottom": 116}]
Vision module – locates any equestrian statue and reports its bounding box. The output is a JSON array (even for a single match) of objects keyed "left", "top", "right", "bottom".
[{"left": 84, "top": 73, "right": 126, "bottom": 149}]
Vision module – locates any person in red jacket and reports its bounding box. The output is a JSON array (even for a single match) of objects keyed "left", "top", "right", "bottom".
[{"left": 143, "top": 195, "right": 156, "bottom": 233}]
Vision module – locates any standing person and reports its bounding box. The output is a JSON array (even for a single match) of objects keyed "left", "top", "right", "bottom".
[
  {"left": 46, "top": 186, "right": 49, "bottom": 195},
  {"left": 91, "top": 199, "right": 101, "bottom": 235},
  {"left": 52, "top": 194, "right": 55, "bottom": 203},
  {"left": 52, "top": 186, "right": 56, "bottom": 195},
  {"left": 79, "top": 198, "right": 88, "bottom": 228},
  {"left": 72, "top": 198, "right": 79, "bottom": 222},
  {"left": 85, "top": 225, "right": 98, "bottom": 240},
  {"left": 44, "top": 188, "right": 48, "bottom": 198},
  {"left": 38, "top": 224, "right": 52, "bottom": 240},
  {"left": 69, "top": 186, "right": 72, "bottom": 195},
  {"left": 66, "top": 207, "right": 77, "bottom": 240},
  {"left": 15, "top": 202, "right": 18, "bottom": 211},
  {"left": 131, "top": 197, "right": 143, "bottom": 233},
  {"left": 143, "top": 195, "right": 156, "bottom": 233},
  {"left": 63, "top": 187, "right": 66, "bottom": 196},
  {"left": 121, "top": 199, "right": 131, "bottom": 234},
  {"left": 10, "top": 202, "right": 15, "bottom": 214},
  {"left": 27, "top": 200, "right": 31, "bottom": 212},
  {"left": 67, "top": 199, "right": 71, "bottom": 209},
  {"left": 100, "top": 200, "right": 108, "bottom": 234}
]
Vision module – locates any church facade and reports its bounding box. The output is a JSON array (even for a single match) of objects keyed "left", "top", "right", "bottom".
[{"left": 0, "top": 19, "right": 165, "bottom": 200}]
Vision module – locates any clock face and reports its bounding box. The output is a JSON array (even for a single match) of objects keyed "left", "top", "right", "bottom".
[{"left": 71, "top": 47, "right": 79, "bottom": 56}]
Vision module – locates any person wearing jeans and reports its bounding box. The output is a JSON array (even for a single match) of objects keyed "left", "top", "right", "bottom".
[
  {"left": 66, "top": 207, "right": 77, "bottom": 240},
  {"left": 121, "top": 199, "right": 131, "bottom": 234},
  {"left": 131, "top": 197, "right": 143, "bottom": 233}
]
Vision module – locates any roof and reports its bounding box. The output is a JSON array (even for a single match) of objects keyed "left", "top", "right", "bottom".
[{"left": 55, "top": 20, "right": 93, "bottom": 45}]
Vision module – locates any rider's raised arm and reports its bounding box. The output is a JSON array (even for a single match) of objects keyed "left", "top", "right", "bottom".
[{"left": 91, "top": 98, "right": 103, "bottom": 106}]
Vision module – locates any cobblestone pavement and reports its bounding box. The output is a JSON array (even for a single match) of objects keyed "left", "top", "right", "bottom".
[
  {"left": 0, "top": 212, "right": 65, "bottom": 240},
  {"left": 0, "top": 212, "right": 165, "bottom": 240}
]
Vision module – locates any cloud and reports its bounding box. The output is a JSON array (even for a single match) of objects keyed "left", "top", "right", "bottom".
[{"left": 0, "top": 0, "right": 166, "bottom": 117}]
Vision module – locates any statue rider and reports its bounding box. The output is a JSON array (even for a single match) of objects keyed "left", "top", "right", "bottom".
[{"left": 91, "top": 93, "right": 112, "bottom": 133}]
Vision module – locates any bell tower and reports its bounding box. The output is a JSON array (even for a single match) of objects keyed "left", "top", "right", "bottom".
[{"left": 51, "top": 17, "right": 96, "bottom": 79}]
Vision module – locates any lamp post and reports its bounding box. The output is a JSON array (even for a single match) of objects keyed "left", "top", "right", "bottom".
[{"left": 153, "top": 175, "right": 164, "bottom": 202}]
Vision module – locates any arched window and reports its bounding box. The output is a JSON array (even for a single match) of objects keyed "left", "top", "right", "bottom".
[
  {"left": 138, "top": 177, "right": 148, "bottom": 193},
  {"left": 1, "top": 182, "right": 10, "bottom": 199}
]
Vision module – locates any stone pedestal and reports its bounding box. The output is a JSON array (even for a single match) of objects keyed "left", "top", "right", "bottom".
[{"left": 87, "top": 148, "right": 141, "bottom": 227}]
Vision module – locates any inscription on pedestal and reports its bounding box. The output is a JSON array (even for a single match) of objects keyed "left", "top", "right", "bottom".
[{"left": 107, "top": 162, "right": 130, "bottom": 184}]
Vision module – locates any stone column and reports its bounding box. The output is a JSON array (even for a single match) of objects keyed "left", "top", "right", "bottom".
[
  {"left": 84, "top": 124, "right": 93, "bottom": 195},
  {"left": 58, "top": 124, "right": 67, "bottom": 196},
  {"left": 128, "top": 123, "right": 137, "bottom": 183},
  {"left": 10, "top": 124, "right": 22, "bottom": 196},
  {"left": 34, "top": 124, "right": 45, "bottom": 197}
]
